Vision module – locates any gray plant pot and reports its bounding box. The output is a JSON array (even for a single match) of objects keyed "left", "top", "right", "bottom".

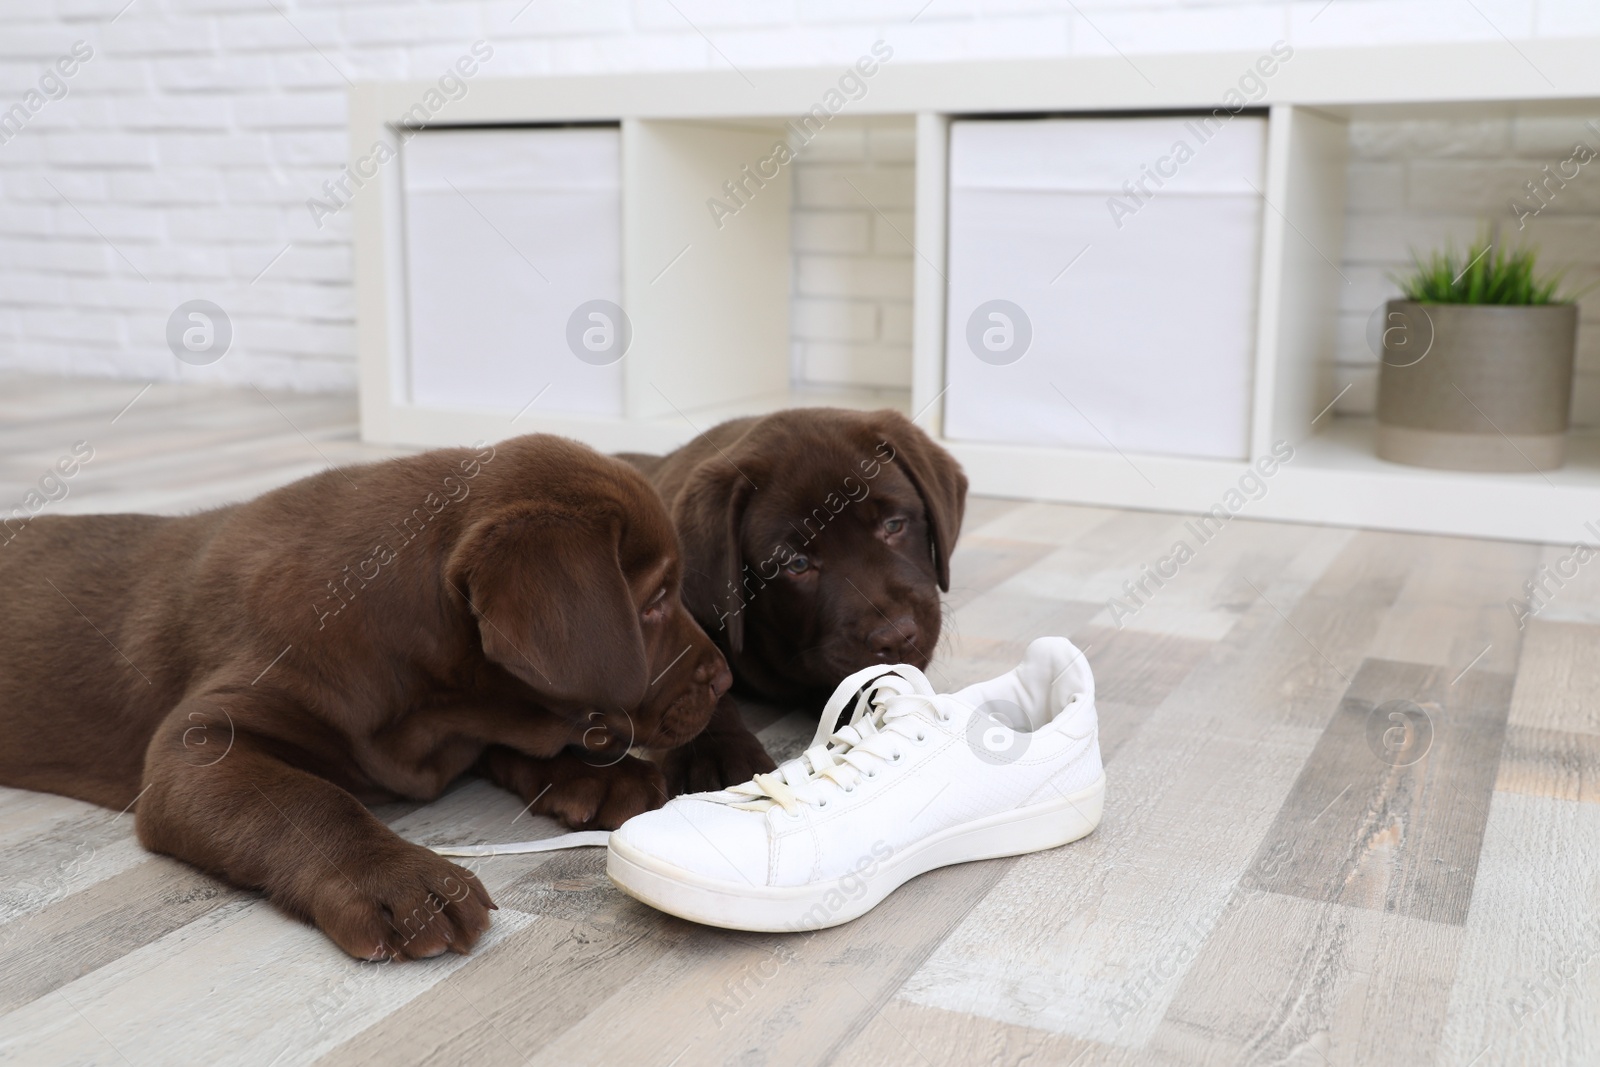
[{"left": 1376, "top": 300, "right": 1578, "bottom": 472}]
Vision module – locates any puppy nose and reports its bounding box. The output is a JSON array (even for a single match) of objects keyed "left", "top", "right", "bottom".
[
  {"left": 695, "top": 654, "right": 733, "bottom": 699},
  {"left": 869, "top": 617, "right": 919, "bottom": 662}
]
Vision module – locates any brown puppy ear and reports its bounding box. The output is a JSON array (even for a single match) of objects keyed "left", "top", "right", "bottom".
[
  {"left": 447, "top": 505, "right": 649, "bottom": 710},
  {"left": 676, "top": 462, "right": 756, "bottom": 655},
  {"left": 875, "top": 411, "right": 969, "bottom": 592}
]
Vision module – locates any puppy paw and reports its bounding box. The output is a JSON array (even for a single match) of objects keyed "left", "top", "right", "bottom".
[
  {"left": 663, "top": 729, "right": 778, "bottom": 796},
  {"left": 311, "top": 845, "right": 495, "bottom": 962},
  {"left": 534, "top": 753, "right": 667, "bottom": 830}
]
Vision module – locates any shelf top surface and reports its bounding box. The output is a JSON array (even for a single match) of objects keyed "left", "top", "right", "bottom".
[{"left": 354, "top": 39, "right": 1600, "bottom": 124}]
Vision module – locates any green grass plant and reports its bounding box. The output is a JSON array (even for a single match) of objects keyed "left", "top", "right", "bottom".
[{"left": 1393, "top": 236, "right": 1571, "bottom": 305}]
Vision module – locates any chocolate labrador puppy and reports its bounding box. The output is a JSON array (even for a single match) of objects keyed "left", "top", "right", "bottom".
[
  {"left": 621, "top": 408, "right": 967, "bottom": 791},
  {"left": 0, "top": 435, "right": 730, "bottom": 960}
]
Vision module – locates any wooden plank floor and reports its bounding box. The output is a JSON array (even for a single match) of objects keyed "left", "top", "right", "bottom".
[{"left": 2, "top": 373, "right": 1597, "bottom": 1066}]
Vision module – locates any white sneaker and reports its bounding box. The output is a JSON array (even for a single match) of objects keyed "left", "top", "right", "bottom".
[{"left": 608, "top": 636, "right": 1104, "bottom": 932}]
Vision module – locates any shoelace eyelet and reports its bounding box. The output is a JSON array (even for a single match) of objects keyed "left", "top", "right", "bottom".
[
  {"left": 915, "top": 731, "right": 927, "bottom": 743},
  {"left": 891, "top": 751, "right": 903, "bottom": 762}
]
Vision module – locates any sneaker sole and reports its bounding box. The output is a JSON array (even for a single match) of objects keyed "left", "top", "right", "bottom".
[{"left": 606, "top": 772, "right": 1105, "bottom": 933}]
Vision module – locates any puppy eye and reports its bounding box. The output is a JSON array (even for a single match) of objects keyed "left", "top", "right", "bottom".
[
  {"left": 883, "top": 517, "right": 907, "bottom": 535},
  {"left": 785, "top": 555, "right": 812, "bottom": 575},
  {"left": 643, "top": 587, "right": 668, "bottom": 616}
]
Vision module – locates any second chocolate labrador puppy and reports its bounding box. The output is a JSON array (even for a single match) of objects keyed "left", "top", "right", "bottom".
[{"left": 621, "top": 407, "right": 967, "bottom": 791}]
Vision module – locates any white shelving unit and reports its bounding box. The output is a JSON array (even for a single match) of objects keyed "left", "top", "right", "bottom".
[{"left": 352, "top": 39, "right": 1600, "bottom": 544}]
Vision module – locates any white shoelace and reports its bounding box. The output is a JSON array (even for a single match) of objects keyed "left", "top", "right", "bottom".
[
  {"left": 422, "top": 665, "right": 960, "bottom": 853},
  {"left": 724, "top": 663, "right": 960, "bottom": 816},
  {"left": 429, "top": 831, "right": 610, "bottom": 857}
]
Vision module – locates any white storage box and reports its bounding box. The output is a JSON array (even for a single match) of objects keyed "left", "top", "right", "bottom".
[
  {"left": 402, "top": 126, "right": 624, "bottom": 418},
  {"left": 943, "top": 116, "right": 1265, "bottom": 460}
]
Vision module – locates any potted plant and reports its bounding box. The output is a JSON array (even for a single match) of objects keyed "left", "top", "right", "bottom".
[{"left": 1376, "top": 237, "right": 1580, "bottom": 472}]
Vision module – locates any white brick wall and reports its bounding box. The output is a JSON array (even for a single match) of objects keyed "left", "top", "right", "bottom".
[
  {"left": 790, "top": 115, "right": 915, "bottom": 391},
  {"left": 0, "top": 0, "right": 1596, "bottom": 394},
  {"left": 1335, "top": 113, "right": 1600, "bottom": 426}
]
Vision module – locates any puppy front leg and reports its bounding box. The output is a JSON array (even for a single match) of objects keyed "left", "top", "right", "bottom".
[
  {"left": 478, "top": 746, "right": 667, "bottom": 830},
  {"left": 661, "top": 692, "right": 776, "bottom": 795},
  {"left": 137, "top": 698, "right": 495, "bottom": 961}
]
